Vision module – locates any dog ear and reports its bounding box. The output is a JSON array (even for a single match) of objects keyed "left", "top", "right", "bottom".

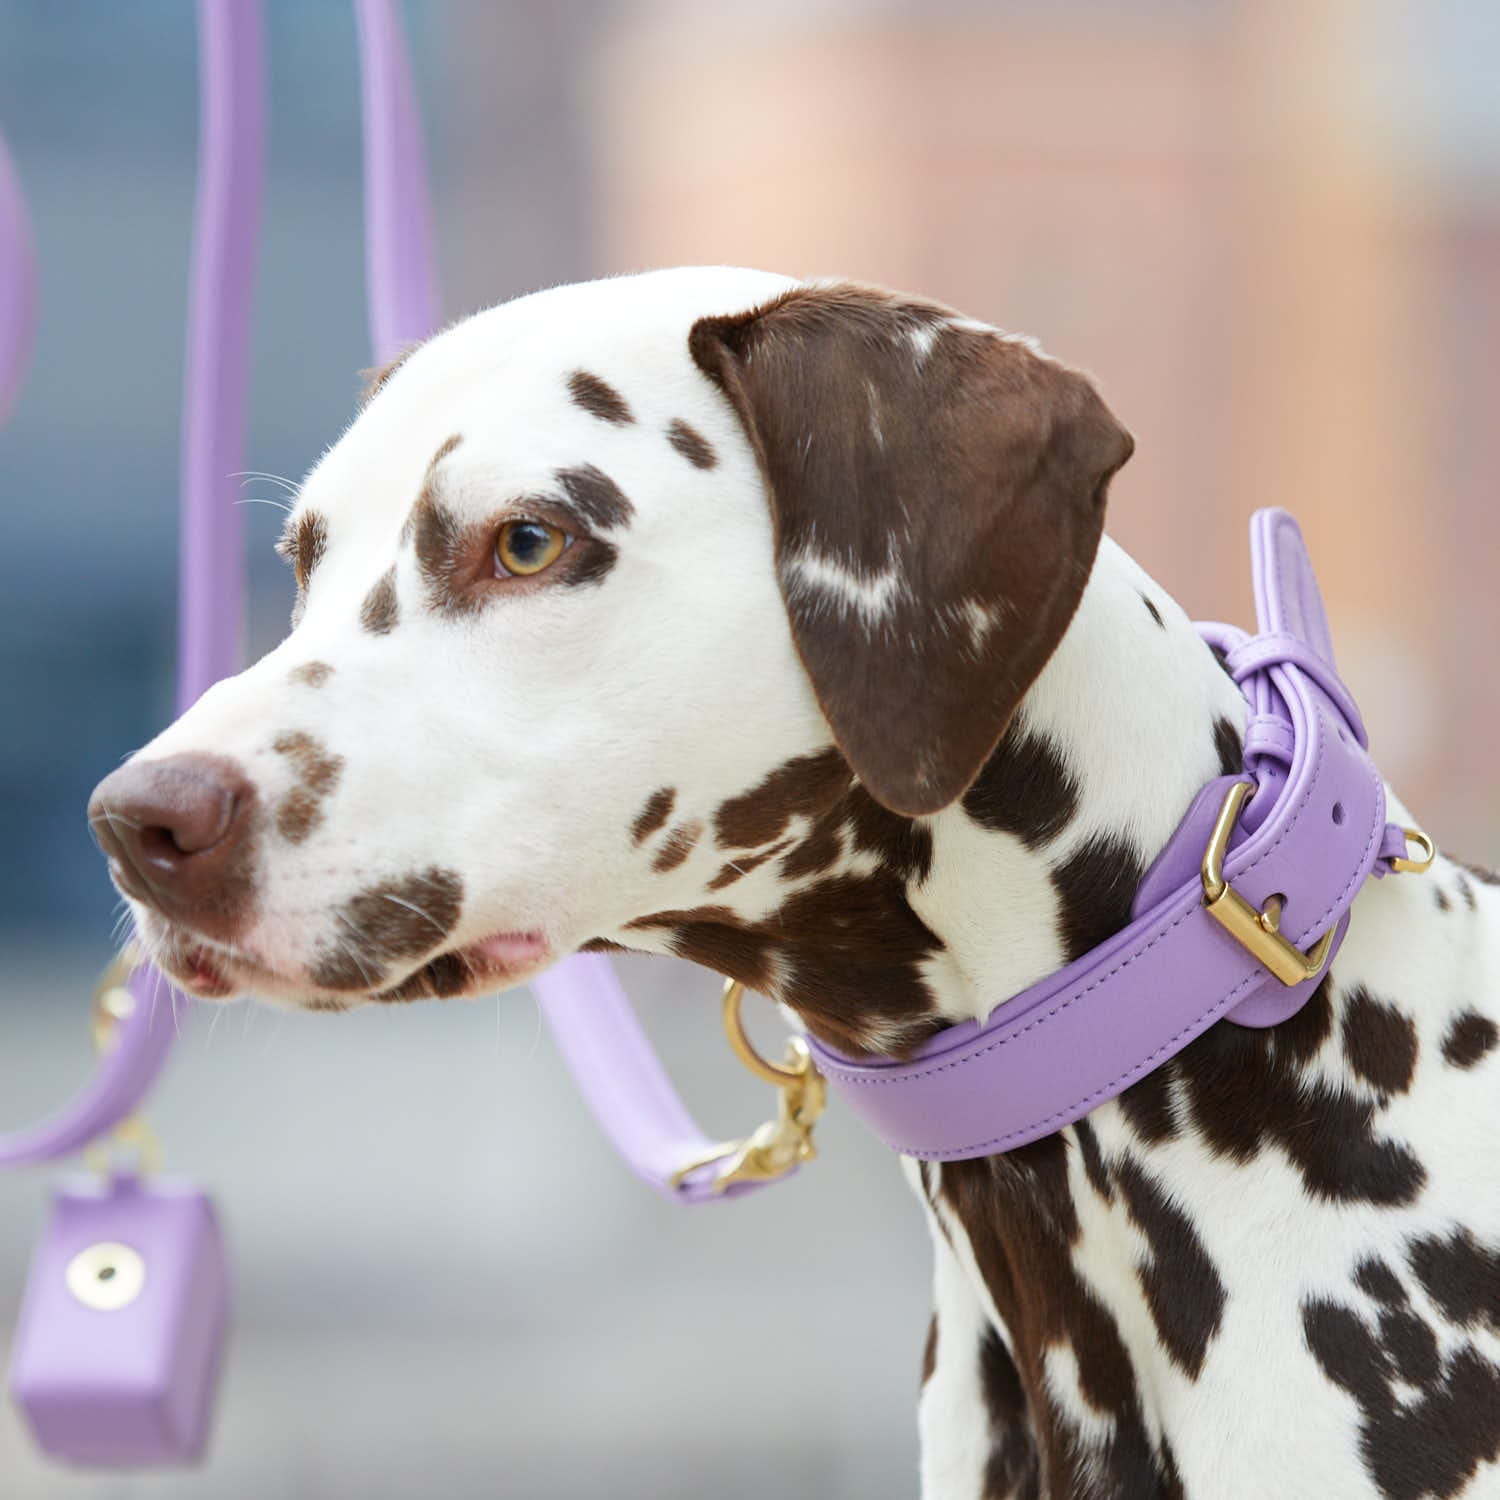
[{"left": 689, "top": 281, "right": 1134, "bottom": 816}]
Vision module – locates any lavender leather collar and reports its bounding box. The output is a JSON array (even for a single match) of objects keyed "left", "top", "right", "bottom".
[{"left": 803, "top": 508, "right": 1418, "bottom": 1162}]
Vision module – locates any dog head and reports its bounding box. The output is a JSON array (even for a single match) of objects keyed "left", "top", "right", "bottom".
[{"left": 90, "top": 268, "right": 1131, "bottom": 1033}]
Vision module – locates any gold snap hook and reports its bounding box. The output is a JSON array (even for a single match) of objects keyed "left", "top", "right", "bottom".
[
  {"left": 83, "top": 944, "right": 164, "bottom": 1177},
  {"left": 670, "top": 978, "right": 828, "bottom": 1194}
]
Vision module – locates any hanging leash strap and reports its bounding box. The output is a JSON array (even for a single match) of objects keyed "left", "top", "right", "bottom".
[
  {"left": 0, "top": 125, "right": 36, "bottom": 427},
  {"left": 0, "top": 0, "right": 264, "bottom": 1172}
]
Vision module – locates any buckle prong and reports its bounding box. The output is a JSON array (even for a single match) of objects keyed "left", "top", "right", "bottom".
[{"left": 1200, "top": 781, "right": 1336, "bottom": 987}]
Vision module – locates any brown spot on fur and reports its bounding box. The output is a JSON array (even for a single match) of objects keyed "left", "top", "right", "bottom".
[
  {"left": 360, "top": 344, "right": 420, "bottom": 403},
  {"left": 1409, "top": 1229, "right": 1500, "bottom": 1332},
  {"left": 652, "top": 821, "right": 702, "bottom": 873},
  {"left": 939, "top": 1142, "right": 1180, "bottom": 1498},
  {"left": 272, "top": 731, "right": 343, "bottom": 795},
  {"left": 360, "top": 566, "right": 399, "bottom": 635},
  {"left": 562, "top": 538, "right": 618, "bottom": 588},
  {"left": 1118, "top": 1064, "right": 1179, "bottom": 1145},
  {"left": 715, "top": 747, "right": 847, "bottom": 849},
  {"left": 409, "top": 438, "right": 480, "bottom": 614},
  {"left": 1443, "top": 1010, "right": 1499, "bottom": 1069},
  {"left": 567, "top": 370, "right": 634, "bottom": 425},
  {"left": 276, "top": 510, "right": 329, "bottom": 596},
  {"left": 1212, "top": 715, "right": 1243, "bottom": 779},
  {"left": 1342, "top": 987, "right": 1418, "bottom": 1094},
  {"left": 276, "top": 787, "right": 322, "bottom": 845},
  {"left": 1461, "top": 860, "right": 1500, "bottom": 886},
  {"left": 1050, "top": 833, "right": 1145, "bottom": 964},
  {"left": 289, "top": 661, "right": 333, "bottom": 688},
  {"left": 1142, "top": 593, "right": 1165, "bottom": 628},
  {"left": 634, "top": 751, "right": 942, "bottom": 1055},
  {"left": 555, "top": 464, "right": 634, "bottom": 531},
  {"left": 1112, "top": 1157, "right": 1227, "bottom": 1378},
  {"left": 272, "top": 730, "right": 344, "bottom": 844},
  {"left": 1303, "top": 1291, "right": 1500, "bottom": 1498},
  {"left": 691, "top": 281, "right": 1132, "bottom": 816},
  {"left": 666, "top": 418, "right": 717, "bottom": 469},
  {"left": 1171, "top": 981, "right": 1424, "bottom": 1206},
  {"left": 629, "top": 860, "right": 943, "bottom": 1059},
  {"left": 1072, "top": 1117, "right": 1113, "bottom": 1202},
  {"left": 632, "top": 788, "right": 676, "bottom": 844},
  {"left": 962, "top": 722, "right": 1079, "bottom": 850},
  {"left": 978, "top": 1328, "right": 1041, "bottom": 1498},
  {"left": 310, "top": 867, "right": 464, "bottom": 991}
]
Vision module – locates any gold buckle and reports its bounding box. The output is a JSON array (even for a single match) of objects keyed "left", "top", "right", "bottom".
[
  {"left": 670, "top": 979, "right": 827, "bottom": 1194},
  {"left": 84, "top": 945, "right": 164, "bottom": 1176},
  {"left": 1200, "top": 781, "right": 1336, "bottom": 987}
]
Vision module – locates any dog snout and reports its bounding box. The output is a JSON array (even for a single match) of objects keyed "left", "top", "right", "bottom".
[{"left": 88, "top": 753, "right": 258, "bottom": 938}]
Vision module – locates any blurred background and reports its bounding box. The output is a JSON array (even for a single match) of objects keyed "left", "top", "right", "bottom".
[{"left": 1, "top": 0, "right": 1496, "bottom": 1494}]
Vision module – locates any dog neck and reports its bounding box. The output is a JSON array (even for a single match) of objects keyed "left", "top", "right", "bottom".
[
  {"left": 909, "top": 535, "right": 1248, "bottom": 1033},
  {"left": 621, "top": 535, "right": 1248, "bottom": 1057}
]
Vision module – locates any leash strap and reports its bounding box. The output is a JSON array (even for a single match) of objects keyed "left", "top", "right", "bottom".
[
  {"left": 804, "top": 509, "right": 1410, "bottom": 1160},
  {"left": 0, "top": 127, "right": 36, "bottom": 427},
  {"left": 0, "top": 0, "right": 265, "bottom": 1169},
  {"left": 341, "top": 4, "right": 769, "bottom": 1205}
]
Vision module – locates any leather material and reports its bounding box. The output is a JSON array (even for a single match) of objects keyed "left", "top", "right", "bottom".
[
  {"left": 8, "top": 1176, "right": 229, "bottom": 1464},
  {"left": 805, "top": 509, "right": 1397, "bottom": 1159},
  {"left": 534, "top": 955, "right": 794, "bottom": 1204}
]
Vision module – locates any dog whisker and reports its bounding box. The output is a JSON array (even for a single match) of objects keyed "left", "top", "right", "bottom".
[
  {"left": 379, "top": 891, "right": 450, "bottom": 936},
  {"left": 230, "top": 469, "right": 301, "bottom": 495},
  {"left": 255, "top": 1012, "right": 286, "bottom": 1058},
  {"left": 328, "top": 909, "right": 381, "bottom": 991}
]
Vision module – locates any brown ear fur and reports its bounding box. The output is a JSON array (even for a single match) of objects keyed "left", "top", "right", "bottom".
[{"left": 689, "top": 282, "right": 1134, "bottom": 816}]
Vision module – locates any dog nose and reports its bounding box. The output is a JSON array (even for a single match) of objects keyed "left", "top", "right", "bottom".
[{"left": 88, "top": 754, "right": 257, "bottom": 938}]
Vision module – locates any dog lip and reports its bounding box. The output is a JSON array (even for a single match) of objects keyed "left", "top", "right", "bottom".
[
  {"left": 168, "top": 942, "right": 238, "bottom": 998},
  {"left": 465, "top": 930, "right": 549, "bottom": 967}
]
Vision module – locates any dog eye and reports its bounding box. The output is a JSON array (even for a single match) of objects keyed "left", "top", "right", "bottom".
[{"left": 495, "top": 519, "right": 568, "bottom": 577}]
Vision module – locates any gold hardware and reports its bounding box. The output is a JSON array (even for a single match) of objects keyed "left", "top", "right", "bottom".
[
  {"left": 1201, "top": 781, "right": 1336, "bottom": 987},
  {"left": 83, "top": 945, "right": 164, "bottom": 1176},
  {"left": 670, "top": 979, "right": 827, "bottom": 1194},
  {"left": 65, "top": 1241, "right": 147, "bottom": 1312},
  {"left": 1390, "top": 826, "right": 1436, "bottom": 874},
  {"left": 89, "top": 944, "right": 142, "bottom": 1055}
]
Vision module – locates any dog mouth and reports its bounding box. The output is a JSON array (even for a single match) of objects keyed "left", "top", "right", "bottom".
[{"left": 138, "top": 916, "right": 551, "bottom": 1009}]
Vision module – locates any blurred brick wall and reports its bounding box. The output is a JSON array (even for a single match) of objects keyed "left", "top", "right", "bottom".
[{"left": 588, "top": 0, "right": 1498, "bottom": 856}]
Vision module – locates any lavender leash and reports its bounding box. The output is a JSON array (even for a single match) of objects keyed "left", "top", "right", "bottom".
[
  {"left": 0, "top": 1, "right": 265, "bottom": 1169},
  {"left": 347, "top": 2, "right": 785, "bottom": 1205},
  {"left": 0, "top": 128, "right": 36, "bottom": 428}
]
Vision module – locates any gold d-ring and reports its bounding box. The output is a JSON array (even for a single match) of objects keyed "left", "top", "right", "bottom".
[
  {"left": 721, "top": 978, "right": 808, "bottom": 1088},
  {"left": 1390, "top": 827, "right": 1436, "bottom": 874}
]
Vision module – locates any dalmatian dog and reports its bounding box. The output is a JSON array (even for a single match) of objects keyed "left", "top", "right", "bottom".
[{"left": 89, "top": 267, "right": 1500, "bottom": 1499}]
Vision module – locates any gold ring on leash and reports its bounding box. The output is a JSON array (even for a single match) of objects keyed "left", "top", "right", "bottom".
[{"left": 669, "top": 979, "right": 828, "bottom": 1193}]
